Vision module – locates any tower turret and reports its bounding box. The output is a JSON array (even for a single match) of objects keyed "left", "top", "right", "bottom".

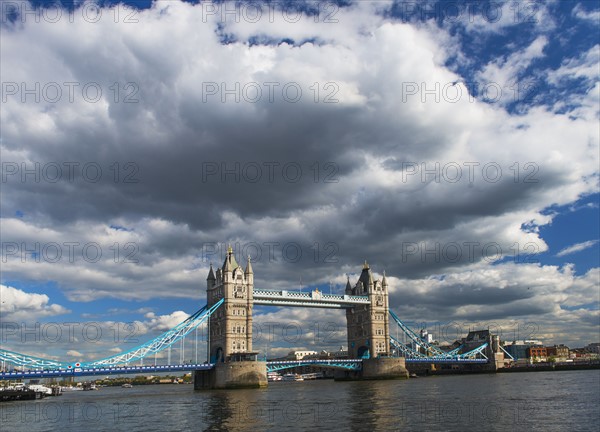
[
  {"left": 222, "top": 245, "right": 239, "bottom": 282},
  {"left": 358, "top": 261, "right": 374, "bottom": 294},
  {"left": 244, "top": 256, "right": 253, "bottom": 274},
  {"left": 244, "top": 256, "right": 254, "bottom": 284},
  {"left": 207, "top": 263, "right": 216, "bottom": 289}
]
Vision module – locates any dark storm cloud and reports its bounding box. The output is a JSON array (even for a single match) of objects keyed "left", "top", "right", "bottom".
[{"left": 1, "top": 0, "right": 598, "bottom": 347}]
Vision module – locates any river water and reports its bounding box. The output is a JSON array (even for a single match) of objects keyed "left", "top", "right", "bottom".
[{"left": 1, "top": 370, "right": 599, "bottom": 431}]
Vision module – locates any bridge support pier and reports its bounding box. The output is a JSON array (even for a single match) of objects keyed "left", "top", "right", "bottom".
[
  {"left": 194, "top": 360, "right": 267, "bottom": 390},
  {"left": 334, "top": 357, "right": 409, "bottom": 381},
  {"left": 405, "top": 363, "right": 437, "bottom": 375}
]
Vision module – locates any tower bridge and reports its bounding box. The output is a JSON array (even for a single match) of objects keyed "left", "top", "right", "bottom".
[
  {"left": 205, "top": 248, "right": 394, "bottom": 366},
  {"left": 0, "top": 248, "right": 495, "bottom": 387},
  {"left": 195, "top": 247, "right": 407, "bottom": 388}
]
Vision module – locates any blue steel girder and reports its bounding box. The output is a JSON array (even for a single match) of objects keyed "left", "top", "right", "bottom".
[
  {"left": 389, "top": 310, "right": 447, "bottom": 356},
  {"left": 390, "top": 310, "right": 489, "bottom": 363},
  {"left": 389, "top": 338, "right": 488, "bottom": 362},
  {"left": 266, "top": 359, "right": 362, "bottom": 372},
  {"left": 0, "top": 348, "right": 68, "bottom": 369},
  {"left": 499, "top": 344, "right": 515, "bottom": 360},
  {"left": 448, "top": 345, "right": 463, "bottom": 355},
  {"left": 81, "top": 299, "right": 224, "bottom": 367},
  {"left": 459, "top": 343, "right": 489, "bottom": 359},
  {"left": 405, "top": 358, "right": 488, "bottom": 364},
  {"left": 390, "top": 336, "right": 429, "bottom": 359},
  {"left": 0, "top": 363, "right": 215, "bottom": 379},
  {"left": 0, "top": 301, "right": 222, "bottom": 370}
]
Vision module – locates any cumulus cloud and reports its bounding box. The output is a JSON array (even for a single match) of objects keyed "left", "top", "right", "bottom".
[
  {"left": 0, "top": 1, "right": 598, "bottom": 351},
  {"left": 572, "top": 3, "right": 600, "bottom": 22},
  {"left": 0, "top": 284, "right": 70, "bottom": 321},
  {"left": 474, "top": 35, "right": 548, "bottom": 106},
  {"left": 143, "top": 310, "right": 191, "bottom": 331},
  {"left": 386, "top": 263, "right": 600, "bottom": 345}
]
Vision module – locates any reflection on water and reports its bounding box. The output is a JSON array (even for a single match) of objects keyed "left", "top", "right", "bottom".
[{"left": 1, "top": 370, "right": 598, "bottom": 431}]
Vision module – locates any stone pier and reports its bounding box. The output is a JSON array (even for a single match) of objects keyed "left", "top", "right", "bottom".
[
  {"left": 193, "top": 360, "right": 267, "bottom": 390},
  {"left": 334, "top": 357, "right": 409, "bottom": 381}
]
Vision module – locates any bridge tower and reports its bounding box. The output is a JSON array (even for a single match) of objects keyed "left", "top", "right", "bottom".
[
  {"left": 206, "top": 246, "right": 254, "bottom": 362},
  {"left": 345, "top": 261, "right": 390, "bottom": 359},
  {"left": 196, "top": 246, "right": 266, "bottom": 389},
  {"left": 337, "top": 261, "right": 407, "bottom": 381}
]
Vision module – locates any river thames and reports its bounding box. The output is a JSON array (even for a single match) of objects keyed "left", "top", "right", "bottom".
[{"left": 2, "top": 370, "right": 599, "bottom": 431}]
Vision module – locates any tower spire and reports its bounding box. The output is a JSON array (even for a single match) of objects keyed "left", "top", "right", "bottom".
[
  {"left": 207, "top": 263, "right": 215, "bottom": 280},
  {"left": 345, "top": 275, "right": 352, "bottom": 295},
  {"left": 245, "top": 255, "right": 253, "bottom": 274},
  {"left": 223, "top": 244, "right": 238, "bottom": 272}
]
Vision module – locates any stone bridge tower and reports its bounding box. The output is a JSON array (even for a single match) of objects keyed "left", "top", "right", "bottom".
[
  {"left": 206, "top": 246, "right": 254, "bottom": 362},
  {"left": 345, "top": 262, "right": 390, "bottom": 359}
]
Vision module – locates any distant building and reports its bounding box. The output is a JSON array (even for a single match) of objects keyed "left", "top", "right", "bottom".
[
  {"left": 570, "top": 348, "right": 600, "bottom": 361},
  {"left": 528, "top": 346, "right": 548, "bottom": 362},
  {"left": 502, "top": 340, "right": 544, "bottom": 360},
  {"left": 420, "top": 329, "right": 433, "bottom": 344},
  {"left": 585, "top": 343, "right": 600, "bottom": 354},
  {"left": 546, "top": 344, "right": 570, "bottom": 359},
  {"left": 461, "top": 330, "right": 493, "bottom": 354},
  {"left": 465, "top": 330, "right": 491, "bottom": 343},
  {"left": 287, "top": 350, "right": 318, "bottom": 360},
  {"left": 316, "top": 347, "right": 348, "bottom": 359},
  {"left": 332, "top": 346, "right": 348, "bottom": 358},
  {"left": 459, "top": 330, "right": 507, "bottom": 370}
]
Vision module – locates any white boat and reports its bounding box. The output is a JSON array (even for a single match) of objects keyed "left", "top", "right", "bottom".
[
  {"left": 121, "top": 383, "right": 133, "bottom": 388},
  {"left": 27, "top": 384, "right": 53, "bottom": 395},
  {"left": 282, "top": 373, "right": 304, "bottom": 382},
  {"left": 267, "top": 372, "right": 282, "bottom": 382}
]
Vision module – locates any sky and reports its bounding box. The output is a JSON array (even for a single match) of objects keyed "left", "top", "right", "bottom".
[{"left": 0, "top": 0, "right": 599, "bottom": 364}]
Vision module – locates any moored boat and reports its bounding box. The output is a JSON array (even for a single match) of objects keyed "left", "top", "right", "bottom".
[
  {"left": 282, "top": 373, "right": 304, "bottom": 381},
  {"left": 267, "top": 372, "right": 282, "bottom": 382}
]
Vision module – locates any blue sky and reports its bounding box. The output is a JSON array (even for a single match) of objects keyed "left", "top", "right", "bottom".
[{"left": 1, "top": 0, "right": 598, "bottom": 362}]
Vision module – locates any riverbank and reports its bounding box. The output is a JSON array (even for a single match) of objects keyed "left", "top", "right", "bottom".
[
  {"left": 498, "top": 362, "right": 600, "bottom": 373},
  {"left": 413, "top": 361, "right": 600, "bottom": 376}
]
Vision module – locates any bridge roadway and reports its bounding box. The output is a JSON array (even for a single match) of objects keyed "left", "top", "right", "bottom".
[
  {"left": 0, "top": 364, "right": 214, "bottom": 380},
  {"left": 0, "top": 358, "right": 488, "bottom": 379},
  {"left": 253, "top": 289, "right": 370, "bottom": 308}
]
